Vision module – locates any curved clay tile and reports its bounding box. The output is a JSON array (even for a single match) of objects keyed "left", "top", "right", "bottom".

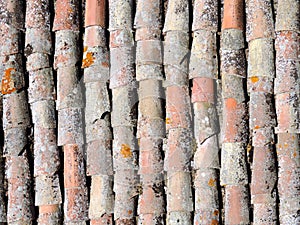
[
  {"left": 85, "top": 0, "right": 106, "bottom": 28},
  {"left": 275, "top": 0, "right": 300, "bottom": 223},
  {"left": 163, "top": 0, "right": 193, "bottom": 224},
  {"left": 0, "top": 0, "right": 24, "bottom": 30},
  {"left": 25, "top": 0, "right": 62, "bottom": 223},
  {"left": 222, "top": 0, "right": 244, "bottom": 30},
  {"left": 53, "top": 0, "right": 88, "bottom": 223},
  {"left": 83, "top": 1, "right": 114, "bottom": 224},
  {"left": 53, "top": 0, "right": 80, "bottom": 31},
  {"left": 135, "top": 0, "right": 165, "bottom": 224},
  {"left": 109, "top": 0, "right": 138, "bottom": 224},
  {"left": 246, "top": 0, "right": 278, "bottom": 223},
  {"left": 190, "top": 1, "right": 221, "bottom": 224},
  {"left": 220, "top": 0, "right": 250, "bottom": 224},
  {"left": 0, "top": 0, "right": 33, "bottom": 224},
  {"left": 0, "top": 133, "right": 5, "bottom": 223}
]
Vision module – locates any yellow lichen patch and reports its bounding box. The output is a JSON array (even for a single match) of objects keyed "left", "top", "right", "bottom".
[
  {"left": 213, "top": 210, "right": 219, "bottom": 216},
  {"left": 128, "top": 210, "right": 133, "bottom": 215},
  {"left": 284, "top": 143, "right": 288, "bottom": 147},
  {"left": 83, "top": 46, "right": 88, "bottom": 52},
  {"left": 247, "top": 143, "right": 252, "bottom": 153},
  {"left": 67, "top": 8, "right": 73, "bottom": 13},
  {"left": 254, "top": 125, "right": 260, "bottom": 129},
  {"left": 250, "top": 76, "right": 259, "bottom": 83},
  {"left": 293, "top": 151, "right": 297, "bottom": 158},
  {"left": 166, "top": 118, "right": 171, "bottom": 124},
  {"left": 101, "top": 61, "right": 109, "bottom": 68},
  {"left": 211, "top": 219, "right": 219, "bottom": 225},
  {"left": 120, "top": 144, "right": 132, "bottom": 158},
  {"left": 208, "top": 178, "right": 216, "bottom": 187},
  {"left": 82, "top": 52, "right": 95, "bottom": 68},
  {"left": 2, "top": 68, "right": 16, "bottom": 94}
]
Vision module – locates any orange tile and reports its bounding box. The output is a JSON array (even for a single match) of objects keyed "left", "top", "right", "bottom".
[
  {"left": 222, "top": 0, "right": 244, "bottom": 30},
  {"left": 85, "top": 0, "right": 106, "bottom": 28}
]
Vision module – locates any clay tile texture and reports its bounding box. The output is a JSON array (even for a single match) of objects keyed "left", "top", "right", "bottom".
[{"left": 0, "top": 0, "right": 299, "bottom": 224}]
